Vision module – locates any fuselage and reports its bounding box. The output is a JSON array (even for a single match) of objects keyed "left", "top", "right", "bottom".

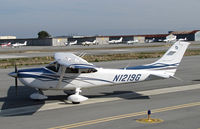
[
  {"left": 15, "top": 67, "right": 156, "bottom": 90},
  {"left": 8, "top": 41, "right": 190, "bottom": 102}
]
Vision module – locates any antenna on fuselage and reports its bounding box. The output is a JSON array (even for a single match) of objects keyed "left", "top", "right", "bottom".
[
  {"left": 79, "top": 52, "right": 87, "bottom": 57},
  {"left": 124, "top": 61, "right": 131, "bottom": 70}
]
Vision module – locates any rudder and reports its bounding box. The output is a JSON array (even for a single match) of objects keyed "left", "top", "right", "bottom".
[{"left": 152, "top": 41, "right": 190, "bottom": 66}]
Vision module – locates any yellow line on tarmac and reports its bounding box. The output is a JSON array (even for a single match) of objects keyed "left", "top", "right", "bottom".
[{"left": 49, "top": 102, "right": 200, "bottom": 129}]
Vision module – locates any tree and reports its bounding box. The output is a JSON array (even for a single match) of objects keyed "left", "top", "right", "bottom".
[{"left": 37, "top": 31, "right": 51, "bottom": 39}]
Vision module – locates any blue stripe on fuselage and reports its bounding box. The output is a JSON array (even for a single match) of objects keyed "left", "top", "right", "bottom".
[
  {"left": 124, "top": 63, "right": 179, "bottom": 70},
  {"left": 17, "top": 67, "right": 112, "bottom": 83},
  {"left": 18, "top": 68, "right": 54, "bottom": 74}
]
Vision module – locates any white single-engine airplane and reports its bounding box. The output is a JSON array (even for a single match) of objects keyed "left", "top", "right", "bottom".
[
  {"left": 164, "top": 36, "right": 177, "bottom": 43},
  {"left": 108, "top": 37, "right": 123, "bottom": 44},
  {"left": 82, "top": 40, "right": 98, "bottom": 46},
  {"left": 1, "top": 42, "right": 12, "bottom": 47},
  {"left": 9, "top": 41, "right": 190, "bottom": 104},
  {"left": 127, "top": 39, "right": 139, "bottom": 44},
  {"left": 65, "top": 40, "right": 77, "bottom": 46},
  {"left": 12, "top": 41, "right": 27, "bottom": 48}
]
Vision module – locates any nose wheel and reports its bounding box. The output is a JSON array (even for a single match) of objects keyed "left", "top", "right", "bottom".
[
  {"left": 72, "top": 101, "right": 80, "bottom": 104},
  {"left": 67, "top": 88, "right": 88, "bottom": 104}
]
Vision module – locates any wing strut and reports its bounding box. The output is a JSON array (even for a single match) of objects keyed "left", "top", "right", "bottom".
[{"left": 56, "top": 65, "right": 66, "bottom": 89}]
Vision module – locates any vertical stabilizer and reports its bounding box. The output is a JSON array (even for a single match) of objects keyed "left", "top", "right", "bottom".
[
  {"left": 152, "top": 41, "right": 190, "bottom": 65},
  {"left": 125, "top": 41, "right": 190, "bottom": 76}
]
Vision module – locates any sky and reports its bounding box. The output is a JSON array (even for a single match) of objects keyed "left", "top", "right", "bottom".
[{"left": 0, "top": 0, "right": 200, "bottom": 38}]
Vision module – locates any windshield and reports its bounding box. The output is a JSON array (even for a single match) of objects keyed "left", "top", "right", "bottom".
[{"left": 46, "top": 62, "right": 60, "bottom": 72}]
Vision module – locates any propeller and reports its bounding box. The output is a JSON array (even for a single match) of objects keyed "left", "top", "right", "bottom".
[
  {"left": 14, "top": 63, "right": 18, "bottom": 95},
  {"left": 8, "top": 63, "right": 19, "bottom": 95}
]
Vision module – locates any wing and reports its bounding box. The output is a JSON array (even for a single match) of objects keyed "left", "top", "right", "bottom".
[{"left": 54, "top": 52, "right": 96, "bottom": 69}]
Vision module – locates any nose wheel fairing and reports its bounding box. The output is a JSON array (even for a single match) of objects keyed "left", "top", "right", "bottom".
[{"left": 67, "top": 88, "right": 88, "bottom": 104}]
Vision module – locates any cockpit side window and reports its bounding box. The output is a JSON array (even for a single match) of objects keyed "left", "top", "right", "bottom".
[
  {"left": 79, "top": 68, "right": 97, "bottom": 73},
  {"left": 65, "top": 68, "right": 78, "bottom": 73},
  {"left": 46, "top": 62, "right": 60, "bottom": 72},
  {"left": 65, "top": 68, "right": 97, "bottom": 74}
]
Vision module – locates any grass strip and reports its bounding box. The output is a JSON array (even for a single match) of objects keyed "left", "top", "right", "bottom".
[{"left": 1, "top": 49, "right": 200, "bottom": 69}]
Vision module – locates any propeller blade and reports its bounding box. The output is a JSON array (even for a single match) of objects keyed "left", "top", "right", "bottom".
[
  {"left": 15, "top": 77, "right": 18, "bottom": 95},
  {"left": 15, "top": 63, "right": 17, "bottom": 73},
  {"left": 14, "top": 63, "right": 18, "bottom": 95}
]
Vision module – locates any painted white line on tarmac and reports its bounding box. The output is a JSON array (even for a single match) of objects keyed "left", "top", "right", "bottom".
[
  {"left": 0, "top": 55, "right": 26, "bottom": 59},
  {"left": 138, "top": 84, "right": 200, "bottom": 95},
  {"left": 0, "top": 84, "right": 200, "bottom": 116}
]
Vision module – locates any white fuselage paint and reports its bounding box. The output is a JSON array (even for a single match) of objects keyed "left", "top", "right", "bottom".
[{"left": 18, "top": 67, "right": 161, "bottom": 90}]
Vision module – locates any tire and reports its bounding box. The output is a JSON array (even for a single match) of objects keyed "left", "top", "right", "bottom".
[{"left": 72, "top": 102, "right": 80, "bottom": 104}]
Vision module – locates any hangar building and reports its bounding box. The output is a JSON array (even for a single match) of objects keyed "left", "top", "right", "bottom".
[
  {"left": 1, "top": 30, "right": 199, "bottom": 46},
  {"left": 169, "top": 30, "right": 200, "bottom": 41},
  {"left": 0, "top": 37, "right": 68, "bottom": 46}
]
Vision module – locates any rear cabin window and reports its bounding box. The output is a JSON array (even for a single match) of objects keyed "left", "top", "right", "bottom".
[{"left": 79, "top": 69, "right": 97, "bottom": 73}]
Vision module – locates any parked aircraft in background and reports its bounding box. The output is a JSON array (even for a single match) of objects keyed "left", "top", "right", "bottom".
[
  {"left": 12, "top": 41, "right": 27, "bottom": 48},
  {"left": 108, "top": 37, "right": 123, "bottom": 44},
  {"left": 82, "top": 40, "right": 98, "bottom": 46},
  {"left": 8, "top": 41, "right": 190, "bottom": 104},
  {"left": 148, "top": 38, "right": 155, "bottom": 43},
  {"left": 164, "top": 36, "right": 177, "bottom": 43},
  {"left": 179, "top": 38, "right": 187, "bottom": 41},
  {"left": 65, "top": 40, "right": 77, "bottom": 46},
  {"left": 127, "top": 39, "right": 139, "bottom": 44},
  {"left": 0, "top": 42, "right": 11, "bottom": 47}
]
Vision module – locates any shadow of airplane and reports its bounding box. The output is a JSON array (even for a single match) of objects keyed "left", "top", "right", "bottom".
[
  {"left": 0, "top": 86, "right": 72, "bottom": 116},
  {"left": 192, "top": 79, "right": 200, "bottom": 81},
  {"left": 0, "top": 86, "right": 44, "bottom": 116},
  {"left": 0, "top": 86, "right": 149, "bottom": 117},
  {"left": 86, "top": 91, "right": 150, "bottom": 100}
]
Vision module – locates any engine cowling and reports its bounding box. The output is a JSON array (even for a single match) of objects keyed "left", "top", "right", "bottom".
[{"left": 67, "top": 94, "right": 88, "bottom": 104}]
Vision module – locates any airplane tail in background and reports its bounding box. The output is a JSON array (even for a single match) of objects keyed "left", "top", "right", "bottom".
[
  {"left": 24, "top": 41, "right": 27, "bottom": 45},
  {"left": 119, "top": 37, "right": 123, "bottom": 42}
]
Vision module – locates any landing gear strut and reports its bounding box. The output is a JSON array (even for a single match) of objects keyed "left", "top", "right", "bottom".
[{"left": 67, "top": 88, "right": 88, "bottom": 104}]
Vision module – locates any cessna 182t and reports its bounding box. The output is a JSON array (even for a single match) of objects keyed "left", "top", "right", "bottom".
[{"left": 8, "top": 41, "right": 190, "bottom": 104}]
